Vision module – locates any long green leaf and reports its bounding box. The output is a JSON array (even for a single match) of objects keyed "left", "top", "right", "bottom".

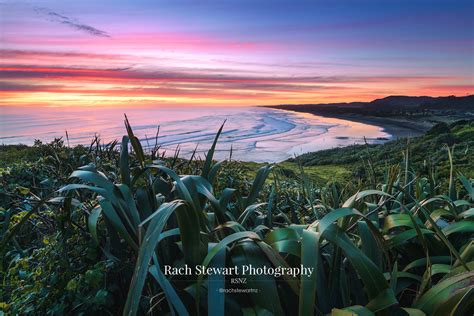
[
  {"left": 202, "top": 121, "right": 225, "bottom": 180},
  {"left": 299, "top": 229, "right": 320, "bottom": 316},
  {"left": 124, "top": 201, "right": 188, "bottom": 316},
  {"left": 120, "top": 135, "right": 131, "bottom": 186},
  {"left": 322, "top": 225, "right": 395, "bottom": 308},
  {"left": 414, "top": 270, "right": 474, "bottom": 315},
  {"left": 243, "top": 165, "right": 273, "bottom": 209},
  {"left": 88, "top": 204, "right": 102, "bottom": 245}
]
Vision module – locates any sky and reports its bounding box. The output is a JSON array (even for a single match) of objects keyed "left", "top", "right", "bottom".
[{"left": 0, "top": 0, "right": 473, "bottom": 107}]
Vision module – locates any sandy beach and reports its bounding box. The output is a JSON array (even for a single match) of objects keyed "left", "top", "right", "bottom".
[{"left": 266, "top": 107, "right": 433, "bottom": 139}]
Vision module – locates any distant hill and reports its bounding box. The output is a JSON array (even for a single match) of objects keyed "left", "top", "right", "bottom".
[{"left": 269, "top": 95, "right": 474, "bottom": 114}]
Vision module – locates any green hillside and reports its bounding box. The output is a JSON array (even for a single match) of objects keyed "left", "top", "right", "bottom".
[{"left": 289, "top": 120, "right": 474, "bottom": 182}]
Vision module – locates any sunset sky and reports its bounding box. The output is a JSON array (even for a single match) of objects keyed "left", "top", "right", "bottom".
[{"left": 1, "top": 0, "right": 473, "bottom": 107}]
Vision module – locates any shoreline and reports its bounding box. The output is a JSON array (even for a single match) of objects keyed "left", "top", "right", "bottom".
[
  {"left": 267, "top": 107, "right": 432, "bottom": 139},
  {"left": 2, "top": 106, "right": 425, "bottom": 163}
]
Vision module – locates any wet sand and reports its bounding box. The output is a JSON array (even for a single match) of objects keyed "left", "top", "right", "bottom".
[{"left": 266, "top": 108, "right": 432, "bottom": 139}]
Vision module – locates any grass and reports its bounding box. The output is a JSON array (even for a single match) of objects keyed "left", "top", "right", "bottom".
[
  {"left": 0, "top": 118, "right": 473, "bottom": 315},
  {"left": 279, "top": 162, "right": 352, "bottom": 183},
  {"left": 231, "top": 161, "right": 351, "bottom": 186}
]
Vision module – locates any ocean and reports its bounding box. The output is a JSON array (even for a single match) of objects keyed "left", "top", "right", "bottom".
[{"left": 0, "top": 106, "right": 390, "bottom": 162}]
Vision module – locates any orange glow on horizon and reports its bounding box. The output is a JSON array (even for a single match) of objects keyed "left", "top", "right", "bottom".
[{"left": 1, "top": 64, "right": 472, "bottom": 108}]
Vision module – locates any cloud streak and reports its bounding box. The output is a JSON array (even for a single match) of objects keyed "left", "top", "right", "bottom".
[
  {"left": 34, "top": 7, "right": 110, "bottom": 38},
  {"left": 0, "top": 65, "right": 457, "bottom": 84}
]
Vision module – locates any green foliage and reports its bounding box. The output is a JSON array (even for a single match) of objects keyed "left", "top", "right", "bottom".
[
  {"left": 4, "top": 232, "right": 117, "bottom": 314},
  {"left": 1, "top": 119, "right": 473, "bottom": 315}
]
